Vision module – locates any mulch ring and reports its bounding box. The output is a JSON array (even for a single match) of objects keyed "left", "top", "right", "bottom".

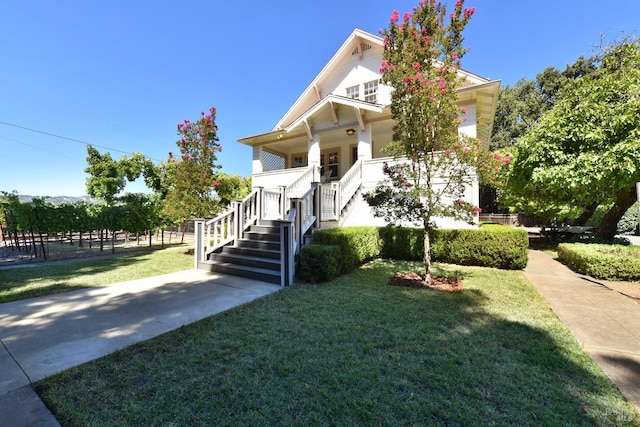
[{"left": 388, "top": 271, "right": 463, "bottom": 292}]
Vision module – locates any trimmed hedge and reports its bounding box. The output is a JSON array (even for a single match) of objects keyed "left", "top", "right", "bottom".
[
  {"left": 557, "top": 243, "right": 640, "bottom": 281},
  {"left": 299, "top": 225, "right": 529, "bottom": 282},
  {"left": 378, "top": 225, "right": 528, "bottom": 270},
  {"left": 298, "top": 244, "right": 343, "bottom": 283},
  {"left": 310, "top": 226, "right": 381, "bottom": 274}
]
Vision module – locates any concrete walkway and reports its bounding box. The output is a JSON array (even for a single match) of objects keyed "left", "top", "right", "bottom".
[
  {"left": 0, "top": 270, "right": 282, "bottom": 427},
  {"left": 525, "top": 250, "right": 640, "bottom": 412}
]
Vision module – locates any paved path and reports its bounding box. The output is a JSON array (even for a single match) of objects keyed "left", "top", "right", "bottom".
[
  {"left": 0, "top": 270, "right": 281, "bottom": 426},
  {"left": 525, "top": 250, "right": 640, "bottom": 412}
]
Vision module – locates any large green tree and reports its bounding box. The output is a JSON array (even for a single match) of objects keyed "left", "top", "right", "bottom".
[{"left": 505, "top": 39, "right": 640, "bottom": 239}]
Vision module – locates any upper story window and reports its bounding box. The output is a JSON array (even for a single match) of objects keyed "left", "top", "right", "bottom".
[
  {"left": 364, "top": 80, "right": 378, "bottom": 103},
  {"left": 346, "top": 85, "right": 360, "bottom": 100}
]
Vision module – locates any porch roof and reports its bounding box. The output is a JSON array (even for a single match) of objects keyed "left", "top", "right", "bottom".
[{"left": 237, "top": 94, "right": 385, "bottom": 147}]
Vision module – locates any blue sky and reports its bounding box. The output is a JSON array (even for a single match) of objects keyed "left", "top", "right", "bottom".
[{"left": 1, "top": 0, "right": 637, "bottom": 197}]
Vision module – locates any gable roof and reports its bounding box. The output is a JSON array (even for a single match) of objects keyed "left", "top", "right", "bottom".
[
  {"left": 273, "top": 28, "right": 383, "bottom": 131},
  {"left": 239, "top": 28, "right": 500, "bottom": 146}
]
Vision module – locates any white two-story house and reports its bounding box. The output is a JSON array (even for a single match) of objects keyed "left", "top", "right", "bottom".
[{"left": 194, "top": 28, "right": 500, "bottom": 285}]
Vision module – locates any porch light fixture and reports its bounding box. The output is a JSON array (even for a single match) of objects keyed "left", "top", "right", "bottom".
[{"left": 346, "top": 128, "right": 356, "bottom": 136}]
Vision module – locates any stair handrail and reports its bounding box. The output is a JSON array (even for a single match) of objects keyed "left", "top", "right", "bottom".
[
  {"left": 200, "top": 188, "right": 262, "bottom": 258},
  {"left": 337, "top": 159, "right": 362, "bottom": 213},
  {"left": 280, "top": 207, "right": 296, "bottom": 286},
  {"left": 284, "top": 165, "right": 320, "bottom": 214}
]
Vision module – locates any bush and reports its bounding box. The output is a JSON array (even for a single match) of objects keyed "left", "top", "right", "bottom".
[
  {"left": 557, "top": 243, "right": 640, "bottom": 281},
  {"left": 377, "top": 225, "right": 528, "bottom": 270},
  {"left": 298, "top": 244, "right": 343, "bottom": 283},
  {"left": 310, "top": 227, "right": 381, "bottom": 273},
  {"left": 433, "top": 226, "right": 528, "bottom": 270},
  {"left": 303, "top": 225, "right": 528, "bottom": 283},
  {"left": 617, "top": 202, "right": 638, "bottom": 235}
]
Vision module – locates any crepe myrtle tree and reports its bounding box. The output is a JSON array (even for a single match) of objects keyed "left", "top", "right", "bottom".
[
  {"left": 163, "top": 107, "right": 223, "bottom": 241},
  {"left": 365, "top": 0, "right": 506, "bottom": 285}
]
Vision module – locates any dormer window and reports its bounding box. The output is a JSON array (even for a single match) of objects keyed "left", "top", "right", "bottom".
[
  {"left": 346, "top": 85, "right": 360, "bottom": 99},
  {"left": 364, "top": 80, "right": 378, "bottom": 103}
]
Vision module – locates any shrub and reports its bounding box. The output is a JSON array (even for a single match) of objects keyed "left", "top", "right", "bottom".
[
  {"left": 557, "top": 243, "right": 640, "bottom": 281},
  {"left": 377, "top": 226, "right": 423, "bottom": 260},
  {"left": 433, "top": 226, "right": 528, "bottom": 270},
  {"left": 617, "top": 202, "right": 638, "bottom": 235},
  {"left": 301, "top": 225, "right": 529, "bottom": 282},
  {"left": 379, "top": 225, "right": 529, "bottom": 269},
  {"left": 310, "top": 227, "right": 381, "bottom": 273},
  {"left": 298, "top": 244, "right": 343, "bottom": 283}
]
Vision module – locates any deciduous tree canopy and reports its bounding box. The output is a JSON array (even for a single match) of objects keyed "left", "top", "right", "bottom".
[{"left": 505, "top": 39, "right": 640, "bottom": 239}]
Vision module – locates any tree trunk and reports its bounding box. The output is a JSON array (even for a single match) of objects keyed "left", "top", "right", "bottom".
[
  {"left": 423, "top": 223, "right": 432, "bottom": 286},
  {"left": 598, "top": 188, "right": 635, "bottom": 240},
  {"left": 573, "top": 203, "right": 598, "bottom": 226},
  {"left": 181, "top": 218, "right": 188, "bottom": 244}
]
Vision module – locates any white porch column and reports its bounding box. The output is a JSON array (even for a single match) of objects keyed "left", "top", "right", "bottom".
[
  {"left": 308, "top": 134, "right": 320, "bottom": 167},
  {"left": 252, "top": 145, "right": 263, "bottom": 174},
  {"left": 357, "top": 124, "right": 373, "bottom": 160}
]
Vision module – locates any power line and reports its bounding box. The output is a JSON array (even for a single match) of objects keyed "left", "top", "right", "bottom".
[
  {"left": 0, "top": 120, "right": 162, "bottom": 161},
  {"left": 0, "top": 135, "right": 80, "bottom": 161}
]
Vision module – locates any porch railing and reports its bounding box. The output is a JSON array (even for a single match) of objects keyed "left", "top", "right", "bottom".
[
  {"left": 261, "top": 165, "right": 320, "bottom": 220},
  {"left": 319, "top": 159, "right": 362, "bottom": 221},
  {"left": 194, "top": 188, "right": 263, "bottom": 267},
  {"left": 281, "top": 184, "right": 319, "bottom": 286}
]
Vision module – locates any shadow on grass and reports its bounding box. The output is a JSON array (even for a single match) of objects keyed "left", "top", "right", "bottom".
[
  {"left": 0, "top": 253, "right": 159, "bottom": 303},
  {"left": 35, "top": 259, "right": 638, "bottom": 426}
]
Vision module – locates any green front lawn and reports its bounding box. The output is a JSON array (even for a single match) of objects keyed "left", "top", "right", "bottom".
[
  {"left": 0, "top": 247, "right": 193, "bottom": 303},
  {"left": 36, "top": 260, "right": 639, "bottom": 426}
]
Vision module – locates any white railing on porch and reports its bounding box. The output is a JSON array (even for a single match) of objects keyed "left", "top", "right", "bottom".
[
  {"left": 319, "top": 159, "right": 362, "bottom": 221},
  {"left": 261, "top": 165, "right": 320, "bottom": 220}
]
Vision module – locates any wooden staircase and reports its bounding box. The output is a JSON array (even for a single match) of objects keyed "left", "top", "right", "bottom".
[{"left": 198, "top": 219, "right": 283, "bottom": 284}]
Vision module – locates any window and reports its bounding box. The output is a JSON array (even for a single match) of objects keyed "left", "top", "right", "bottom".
[
  {"left": 346, "top": 85, "right": 360, "bottom": 100},
  {"left": 292, "top": 153, "right": 307, "bottom": 168},
  {"left": 364, "top": 80, "right": 378, "bottom": 103},
  {"left": 351, "top": 145, "right": 358, "bottom": 165}
]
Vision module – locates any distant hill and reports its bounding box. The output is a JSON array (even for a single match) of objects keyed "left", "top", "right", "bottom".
[{"left": 17, "top": 195, "right": 96, "bottom": 205}]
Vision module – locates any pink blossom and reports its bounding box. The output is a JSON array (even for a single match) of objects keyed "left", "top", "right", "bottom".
[
  {"left": 403, "top": 12, "right": 412, "bottom": 22},
  {"left": 503, "top": 156, "right": 511, "bottom": 165},
  {"left": 413, "top": 62, "right": 421, "bottom": 69},
  {"left": 390, "top": 9, "right": 399, "bottom": 23},
  {"left": 209, "top": 106, "right": 216, "bottom": 114},
  {"left": 456, "top": 199, "right": 464, "bottom": 205},
  {"left": 494, "top": 153, "right": 502, "bottom": 160},
  {"left": 464, "top": 7, "right": 476, "bottom": 19},
  {"left": 441, "top": 89, "right": 446, "bottom": 95},
  {"left": 444, "top": 149, "right": 451, "bottom": 155},
  {"left": 460, "top": 107, "right": 468, "bottom": 114},
  {"left": 463, "top": 147, "right": 471, "bottom": 153}
]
